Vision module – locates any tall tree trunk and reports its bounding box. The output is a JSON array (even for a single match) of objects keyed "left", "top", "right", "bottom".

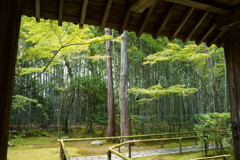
[
  {"left": 203, "top": 43, "right": 219, "bottom": 112},
  {"left": 105, "top": 28, "right": 116, "bottom": 137},
  {"left": 63, "top": 57, "right": 75, "bottom": 134},
  {"left": 119, "top": 31, "right": 132, "bottom": 138}
]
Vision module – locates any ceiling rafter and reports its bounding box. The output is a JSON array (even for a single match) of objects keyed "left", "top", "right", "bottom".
[
  {"left": 79, "top": 0, "right": 89, "bottom": 29},
  {"left": 184, "top": 11, "right": 208, "bottom": 43},
  {"left": 35, "top": 0, "right": 40, "bottom": 22},
  {"left": 207, "top": 29, "right": 228, "bottom": 47},
  {"left": 100, "top": 0, "right": 113, "bottom": 31},
  {"left": 154, "top": 4, "right": 175, "bottom": 39},
  {"left": 119, "top": 10, "right": 131, "bottom": 34},
  {"left": 130, "top": 0, "right": 156, "bottom": 13},
  {"left": 164, "top": 0, "right": 231, "bottom": 15},
  {"left": 170, "top": 7, "right": 194, "bottom": 40},
  {"left": 197, "top": 23, "right": 216, "bottom": 45},
  {"left": 58, "top": 0, "right": 64, "bottom": 26},
  {"left": 136, "top": 0, "right": 157, "bottom": 37}
]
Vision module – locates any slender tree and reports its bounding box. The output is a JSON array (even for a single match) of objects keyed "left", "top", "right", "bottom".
[
  {"left": 105, "top": 28, "right": 116, "bottom": 137},
  {"left": 119, "top": 31, "right": 132, "bottom": 138}
]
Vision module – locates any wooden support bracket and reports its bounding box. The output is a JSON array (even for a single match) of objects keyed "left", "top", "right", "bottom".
[
  {"left": 35, "top": 0, "right": 40, "bottom": 22},
  {"left": 170, "top": 7, "right": 194, "bottom": 40},
  {"left": 58, "top": 0, "right": 64, "bottom": 26},
  {"left": 79, "top": 0, "right": 89, "bottom": 29},
  {"left": 100, "top": 0, "right": 113, "bottom": 31}
]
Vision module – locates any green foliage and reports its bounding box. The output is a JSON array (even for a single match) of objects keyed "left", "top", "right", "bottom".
[
  {"left": 194, "top": 112, "right": 231, "bottom": 145},
  {"left": 143, "top": 43, "right": 210, "bottom": 65},
  {"left": 26, "top": 129, "right": 49, "bottom": 137},
  {"left": 12, "top": 95, "right": 42, "bottom": 112},
  {"left": 194, "top": 112, "right": 230, "bottom": 132},
  {"left": 129, "top": 84, "right": 198, "bottom": 102}
]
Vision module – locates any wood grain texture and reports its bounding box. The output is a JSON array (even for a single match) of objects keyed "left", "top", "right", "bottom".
[{"left": 0, "top": 1, "right": 21, "bottom": 160}]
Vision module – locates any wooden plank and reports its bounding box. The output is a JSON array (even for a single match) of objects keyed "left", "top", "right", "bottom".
[
  {"left": 130, "top": 0, "right": 156, "bottom": 13},
  {"left": 184, "top": 11, "right": 208, "bottom": 43},
  {"left": 60, "top": 140, "right": 70, "bottom": 160},
  {"left": 164, "top": 0, "right": 231, "bottom": 15},
  {"left": 137, "top": 0, "right": 157, "bottom": 37},
  {"left": 0, "top": 1, "right": 22, "bottom": 160},
  {"left": 35, "top": 0, "right": 40, "bottom": 22},
  {"left": 58, "top": 0, "right": 64, "bottom": 26},
  {"left": 100, "top": 0, "right": 113, "bottom": 31},
  {"left": 170, "top": 7, "right": 194, "bottom": 40},
  {"left": 196, "top": 23, "right": 216, "bottom": 45},
  {"left": 79, "top": 0, "right": 89, "bottom": 29},
  {"left": 154, "top": 4, "right": 175, "bottom": 38}
]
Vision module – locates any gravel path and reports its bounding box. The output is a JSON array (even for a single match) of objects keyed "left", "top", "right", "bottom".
[{"left": 70, "top": 143, "right": 228, "bottom": 160}]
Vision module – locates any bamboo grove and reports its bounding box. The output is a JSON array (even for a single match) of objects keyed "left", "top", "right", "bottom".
[{"left": 11, "top": 16, "right": 229, "bottom": 136}]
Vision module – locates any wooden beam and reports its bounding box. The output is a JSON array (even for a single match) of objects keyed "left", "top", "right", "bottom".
[
  {"left": 196, "top": 23, "right": 216, "bottom": 45},
  {"left": 100, "top": 0, "right": 113, "bottom": 31},
  {"left": 79, "top": 0, "right": 89, "bottom": 29},
  {"left": 35, "top": 0, "right": 40, "bottom": 22},
  {"left": 224, "top": 23, "right": 240, "bottom": 160},
  {"left": 207, "top": 29, "right": 228, "bottom": 47},
  {"left": 136, "top": 0, "right": 157, "bottom": 37},
  {"left": 184, "top": 11, "right": 208, "bottom": 43},
  {"left": 154, "top": 4, "right": 175, "bottom": 39},
  {"left": 130, "top": 0, "right": 156, "bottom": 13},
  {"left": 216, "top": 7, "right": 240, "bottom": 31},
  {"left": 0, "top": 1, "right": 22, "bottom": 160},
  {"left": 164, "top": 0, "right": 231, "bottom": 15},
  {"left": 58, "top": 0, "right": 64, "bottom": 26},
  {"left": 170, "top": 7, "right": 194, "bottom": 40}
]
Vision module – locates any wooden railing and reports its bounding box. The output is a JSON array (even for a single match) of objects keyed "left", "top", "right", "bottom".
[
  {"left": 107, "top": 136, "right": 198, "bottom": 160},
  {"left": 60, "top": 140, "right": 70, "bottom": 160},
  {"left": 190, "top": 155, "right": 230, "bottom": 160},
  {"left": 58, "top": 130, "right": 230, "bottom": 159}
]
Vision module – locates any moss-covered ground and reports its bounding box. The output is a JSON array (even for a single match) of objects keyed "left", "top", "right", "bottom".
[{"left": 7, "top": 129, "right": 233, "bottom": 160}]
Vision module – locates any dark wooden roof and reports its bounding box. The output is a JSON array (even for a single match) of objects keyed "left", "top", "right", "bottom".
[{"left": 21, "top": 0, "right": 240, "bottom": 47}]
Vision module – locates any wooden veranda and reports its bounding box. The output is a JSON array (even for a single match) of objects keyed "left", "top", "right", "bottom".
[{"left": 1, "top": 0, "right": 240, "bottom": 159}]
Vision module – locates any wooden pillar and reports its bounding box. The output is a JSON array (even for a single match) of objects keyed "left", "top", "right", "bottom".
[
  {"left": 0, "top": 1, "right": 21, "bottom": 160},
  {"left": 224, "top": 23, "right": 240, "bottom": 160}
]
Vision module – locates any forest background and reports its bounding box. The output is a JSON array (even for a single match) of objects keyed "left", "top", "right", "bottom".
[{"left": 10, "top": 16, "right": 230, "bottom": 138}]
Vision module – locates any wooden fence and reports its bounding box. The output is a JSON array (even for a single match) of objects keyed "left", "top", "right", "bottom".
[
  {"left": 107, "top": 136, "right": 198, "bottom": 160},
  {"left": 58, "top": 130, "right": 230, "bottom": 160}
]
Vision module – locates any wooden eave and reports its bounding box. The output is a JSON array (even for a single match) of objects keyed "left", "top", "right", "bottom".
[{"left": 21, "top": 0, "right": 240, "bottom": 47}]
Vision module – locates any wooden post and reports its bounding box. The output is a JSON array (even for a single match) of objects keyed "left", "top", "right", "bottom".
[
  {"left": 195, "top": 132, "right": 198, "bottom": 145},
  {"left": 107, "top": 151, "right": 112, "bottom": 160},
  {"left": 224, "top": 23, "right": 240, "bottom": 160},
  {"left": 204, "top": 136, "right": 208, "bottom": 157},
  {"left": 60, "top": 143, "right": 63, "bottom": 159},
  {"left": 160, "top": 135, "right": 164, "bottom": 148},
  {"left": 118, "top": 139, "right": 121, "bottom": 153},
  {"left": 179, "top": 138, "right": 182, "bottom": 154},
  {"left": 0, "top": 1, "right": 21, "bottom": 160},
  {"left": 128, "top": 142, "right": 131, "bottom": 158}
]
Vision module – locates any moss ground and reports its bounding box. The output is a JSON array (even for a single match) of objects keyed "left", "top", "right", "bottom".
[{"left": 7, "top": 130, "right": 233, "bottom": 160}]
